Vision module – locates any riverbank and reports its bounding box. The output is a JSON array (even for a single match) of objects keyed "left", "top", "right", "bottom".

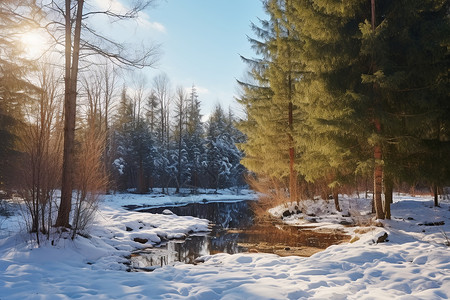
[{"left": 0, "top": 192, "right": 449, "bottom": 299}]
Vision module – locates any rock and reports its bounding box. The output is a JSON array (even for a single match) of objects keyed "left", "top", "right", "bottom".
[
  {"left": 133, "top": 237, "right": 148, "bottom": 244},
  {"left": 194, "top": 257, "right": 206, "bottom": 265},
  {"left": 126, "top": 227, "right": 133, "bottom": 232},
  {"left": 349, "top": 236, "right": 360, "bottom": 243},
  {"left": 375, "top": 232, "right": 388, "bottom": 244},
  {"left": 418, "top": 221, "right": 445, "bottom": 226},
  {"left": 282, "top": 210, "right": 293, "bottom": 218},
  {"left": 339, "top": 220, "right": 353, "bottom": 226}
]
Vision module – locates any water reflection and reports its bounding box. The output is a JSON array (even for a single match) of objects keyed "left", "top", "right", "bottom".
[
  {"left": 128, "top": 200, "right": 349, "bottom": 271},
  {"left": 138, "top": 201, "right": 254, "bottom": 229}
]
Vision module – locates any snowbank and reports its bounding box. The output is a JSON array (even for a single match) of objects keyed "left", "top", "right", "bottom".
[
  {"left": 103, "top": 188, "right": 258, "bottom": 210},
  {"left": 0, "top": 193, "right": 449, "bottom": 299}
]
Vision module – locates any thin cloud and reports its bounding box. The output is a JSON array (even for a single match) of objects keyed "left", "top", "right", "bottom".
[
  {"left": 92, "top": 0, "right": 166, "bottom": 33},
  {"left": 92, "top": 0, "right": 127, "bottom": 14},
  {"left": 137, "top": 12, "right": 166, "bottom": 33}
]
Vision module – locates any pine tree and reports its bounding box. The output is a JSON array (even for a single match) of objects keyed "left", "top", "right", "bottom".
[
  {"left": 205, "top": 105, "right": 244, "bottom": 190},
  {"left": 361, "top": 0, "right": 450, "bottom": 209},
  {"left": 225, "top": 108, "right": 247, "bottom": 188},
  {"left": 297, "top": 0, "right": 372, "bottom": 209},
  {"left": 112, "top": 86, "right": 135, "bottom": 190},
  {"left": 185, "top": 85, "right": 205, "bottom": 191},
  {"left": 238, "top": 0, "right": 303, "bottom": 201},
  {"left": 173, "top": 86, "right": 189, "bottom": 193},
  {"left": 0, "top": 0, "right": 38, "bottom": 190}
]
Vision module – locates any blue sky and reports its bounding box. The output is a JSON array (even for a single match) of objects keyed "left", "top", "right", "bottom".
[
  {"left": 28, "top": 1, "right": 265, "bottom": 117},
  {"left": 137, "top": 0, "right": 265, "bottom": 116}
]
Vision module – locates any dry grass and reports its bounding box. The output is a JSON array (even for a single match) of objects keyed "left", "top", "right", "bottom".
[
  {"left": 245, "top": 175, "right": 299, "bottom": 221},
  {"left": 72, "top": 128, "right": 108, "bottom": 238}
]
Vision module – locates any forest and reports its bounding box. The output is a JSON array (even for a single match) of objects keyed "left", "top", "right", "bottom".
[
  {"left": 0, "top": 1, "right": 449, "bottom": 299},
  {"left": 0, "top": 0, "right": 448, "bottom": 235},
  {"left": 1, "top": 0, "right": 247, "bottom": 234},
  {"left": 237, "top": 0, "right": 449, "bottom": 219}
]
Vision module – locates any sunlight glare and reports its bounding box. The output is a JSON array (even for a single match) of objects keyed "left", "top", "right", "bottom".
[{"left": 19, "top": 29, "right": 49, "bottom": 60}]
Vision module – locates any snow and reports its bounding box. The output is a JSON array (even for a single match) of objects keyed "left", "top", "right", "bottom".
[
  {"left": 103, "top": 188, "right": 258, "bottom": 210},
  {"left": 0, "top": 192, "right": 449, "bottom": 299}
]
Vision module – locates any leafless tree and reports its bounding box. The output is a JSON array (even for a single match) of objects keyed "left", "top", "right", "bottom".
[
  {"left": 71, "top": 126, "right": 107, "bottom": 238},
  {"left": 34, "top": 0, "right": 161, "bottom": 228},
  {"left": 152, "top": 73, "right": 171, "bottom": 147},
  {"left": 19, "top": 63, "right": 63, "bottom": 244},
  {"left": 152, "top": 73, "right": 171, "bottom": 193},
  {"left": 131, "top": 72, "right": 150, "bottom": 193},
  {"left": 81, "top": 62, "right": 119, "bottom": 192}
]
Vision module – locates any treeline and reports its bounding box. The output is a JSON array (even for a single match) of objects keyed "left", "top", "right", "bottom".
[
  {"left": 238, "top": 0, "right": 449, "bottom": 218},
  {"left": 1, "top": 0, "right": 247, "bottom": 240},
  {"left": 0, "top": 62, "right": 246, "bottom": 195},
  {"left": 110, "top": 75, "right": 246, "bottom": 193}
]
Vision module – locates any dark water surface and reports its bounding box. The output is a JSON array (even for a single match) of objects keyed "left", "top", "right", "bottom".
[{"left": 127, "top": 200, "right": 349, "bottom": 271}]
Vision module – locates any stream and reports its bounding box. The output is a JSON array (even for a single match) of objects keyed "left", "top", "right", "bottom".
[{"left": 126, "top": 200, "right": 349, "bottom": 271}]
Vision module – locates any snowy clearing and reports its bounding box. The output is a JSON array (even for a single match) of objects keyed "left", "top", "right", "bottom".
[
  {"left": 103, "top": 188, "right": 258, "bottom": 210},
  {"left": 0, "top": 192, "right": 449, "bottom": 299}
]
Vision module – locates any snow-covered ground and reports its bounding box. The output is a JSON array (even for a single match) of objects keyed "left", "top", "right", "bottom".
[
  {"left": 102, "top": 188, "right": 257, "bottom": 210},
  {"left": 0, "top": 192, "right": 449, "bottom": 299}
]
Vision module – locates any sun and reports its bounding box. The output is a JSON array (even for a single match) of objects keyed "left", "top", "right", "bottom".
[{"left": 19, "top": 29, "right": 49, "bottom": 60}]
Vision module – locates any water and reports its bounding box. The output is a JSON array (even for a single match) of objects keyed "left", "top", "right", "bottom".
[{"left": 127, "top": 200, "right": 349, "bottom": 271}]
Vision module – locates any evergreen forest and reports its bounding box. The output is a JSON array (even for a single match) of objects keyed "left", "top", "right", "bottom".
[
  {"left": 0, "top": 0, "right": 449, "bottom": 230},
  {"left": 238, "top": 0, "right": 449, "bottom": 219}
]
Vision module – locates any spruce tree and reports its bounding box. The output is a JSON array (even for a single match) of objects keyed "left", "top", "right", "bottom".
[
  {"left": 291, "top": 0, "right": 370, "bottom": 208},
  {"left": 185, "top": 85, "right": 204, "bottom": 191},
  {"left": 238, "top": 0, "right": 303, "bottom": 201},
  {"left": 362, "top": 0, "right": 450, "bottom": 208}
]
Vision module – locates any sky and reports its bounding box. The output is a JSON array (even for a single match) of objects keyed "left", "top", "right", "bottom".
[
  {"left": 122, "top": 0, "right": 266, "bottom": 117},
  {"left": 20, "top": 0, "right": 266, "bottom": 118}
]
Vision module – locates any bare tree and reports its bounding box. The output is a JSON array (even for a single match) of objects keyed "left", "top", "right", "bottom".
[
  {"left": 100, "top": 64, "right": 119, "bottom": 193},
  {"left": 152, "top": 73, "right": 171, "bottom": 193},
  {"left": 37, "top": 0, "right": 160, "bottom": 228},
  {"left": 81, "top": 62, "right": 119, "bottom": 192},
  {"left": 131, "top": 73, "right": 149, "bottom": 193},
  {"left": 71, "top": 126, "right": 107, "bottom": 238},
  {"left": 19, "top": 63, "right": 63, "bottom": 243},
  {"left": 152, "top": 73, "right": 171, "bottom": 147}
]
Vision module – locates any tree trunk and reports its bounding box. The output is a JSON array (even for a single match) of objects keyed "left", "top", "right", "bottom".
[
  {"left": 176, "top": 110, "right": 182, "bottom": 194},
  {"left": 288, "top": 99, "right": 297, "bottom": 203},
  {"left": 384, "top": 176, "right": 393, "bottom": 219},
  {"left": 56, "top": 0, "right": 84, "bottom": 227},
  {"left": 433, "top": 184, "right": 439, "bottom": 207},
  {"left": 374, "top": 145, "right": 384, "bottom": 219},
  {"left": 333, "top": 189, "right": 341, "bottom": 212},
  {"left": 371, "top": 0, "right": 385, "bottom": 220},
  {"left": 137, "top": 158, "right": 145, "bottom": 194}
]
